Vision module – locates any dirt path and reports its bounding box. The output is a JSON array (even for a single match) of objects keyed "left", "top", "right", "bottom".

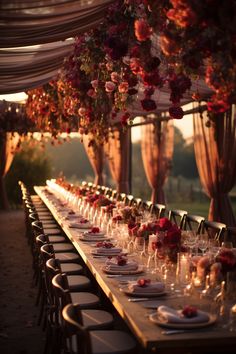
[{"left": 0, "top": 209, "right": 44, "bottom": 354}]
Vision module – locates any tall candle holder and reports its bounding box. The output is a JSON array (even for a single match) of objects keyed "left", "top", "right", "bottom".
[{"left": 176, "top": 252, "right": 191, "bottom": 286}]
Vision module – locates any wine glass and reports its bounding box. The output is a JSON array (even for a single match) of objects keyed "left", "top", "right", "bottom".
[
  {"left": 146, "top": 234, "right": 157, "bottom": 271},
  {"left": 182, "top": 230, "right": 197, "bottom": 255},
  {"left": 198, "top": 233, "right": 209, "bottom": 255},
  {"left": 221, "top": 241, "right": 233, "bottom": 249}
]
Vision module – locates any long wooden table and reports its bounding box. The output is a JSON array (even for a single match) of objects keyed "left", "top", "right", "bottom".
[{"left": 34, "top": 186, "right": 236, "bottom": 354}]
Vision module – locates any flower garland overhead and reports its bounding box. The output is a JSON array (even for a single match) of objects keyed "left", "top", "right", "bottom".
[
  {"left": 26, "top": 81, "right": 79, "bottom": 137},
  {"left": 25, "top": 0, "right": 236, "bottom": 142}
]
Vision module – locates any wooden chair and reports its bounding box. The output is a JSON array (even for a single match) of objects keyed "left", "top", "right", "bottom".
[
  {"left": 125, "top": 194, "right": 134, "bottom": 206},
  {"left": 62, "top": 303, "right": 137, "bottom": 354},
  {"left": 168, "top": 209, "right": 187, "bottom": 229},
  {"left": 52, "top": 273, "right": 114, "bottom": 329},
  {"left": 202, "top": 220, "right": 227, "bottom": 242},
  {"left": 152, "top": 203, "right": 166, "bottom": 218},
  {"left": 132, "top": 197, "right": 143, "bottom": 209},
  {"left": 183, "top": 214, "right": 205, "bottom": 234}
]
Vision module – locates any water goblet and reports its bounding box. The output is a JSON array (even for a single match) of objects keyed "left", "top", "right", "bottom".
[{"left": 198, "top": 233, "right": 209, "bottom": 255}]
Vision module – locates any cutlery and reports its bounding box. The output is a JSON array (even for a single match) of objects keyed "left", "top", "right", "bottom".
[
  {"left": 161, "top": 330, "right": 187, "bottom": 335},
  {"left": 128, "top": 298, "right": 149, "bottom": 302}
]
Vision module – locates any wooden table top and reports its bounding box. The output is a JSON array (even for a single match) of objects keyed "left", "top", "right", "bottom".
[{"left": 34, "top": 186, "right": 236, "bottom": 354}]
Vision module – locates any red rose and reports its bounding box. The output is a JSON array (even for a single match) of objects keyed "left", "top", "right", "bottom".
[
  {"left": 165, "top": 225, "right": 181, "bottom": 246},
  {"left": 90, "top": 227, "right": 100, "bottom": 233},
  {"left": 158, "top": 218, "right": 172, "bottom": 231},
  {"left": 182, "top": 305, "right": 198, "bottom": 318},
  {"left": 137, "top": 278, "right": 151, "bottom": 287},
  {"left": 117, "top": 255, "right": 127, "bottom": 266}
]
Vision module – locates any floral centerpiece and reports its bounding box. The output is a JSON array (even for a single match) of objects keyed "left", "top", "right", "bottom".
[
  {"left": 155, "top": 217, "right": 182, "bottom": 263},
  {"left": 93, "top": 195, "right": 113, "bottom": 208},
  {"left": 193, "top": 249, "right": 236, "bottom": 284}
]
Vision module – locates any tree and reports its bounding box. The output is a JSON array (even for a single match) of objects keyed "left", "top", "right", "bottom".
[
  {"left": 171, "top": 127, "right": 198, "bottom": 179},
  {"left": 5, "top": 142, "right": 52, "bottom": 205}
]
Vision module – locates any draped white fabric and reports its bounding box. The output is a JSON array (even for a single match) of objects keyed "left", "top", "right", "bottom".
[
  {"left": 0, "top": 0, "right": 114, "bottom": 47},
  {"left": 0, "top": 39, "right": 74, "bottom": 93}
]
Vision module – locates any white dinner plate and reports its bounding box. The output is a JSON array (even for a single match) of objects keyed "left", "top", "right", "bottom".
[
  {"left": 91, "top": 249, "right": 122, "bottom": 257},
  {"left": 102, "top": 265, "right": 144, "bottom": 275},
  {"left": 149, "top": 312, "right": 217, "bottom": 329},
  {"left": 79, "top": 235, "right": 110, "bottom": 242},
  {"left": 120, "top": 286, "right": 166, "bottom": 298}
]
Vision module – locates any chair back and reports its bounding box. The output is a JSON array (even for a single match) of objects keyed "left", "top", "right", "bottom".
[
  {"left": 152, "top": 203, "right": 166, "bottom": 218},
  {"left": 125, "top": 195, "right": 134, "bottom": 206},
  {"left": 52, "top": 273, "right": 79, "bottom": 326},
  {"left": 62, "top": 303, "right": 92, "bottom": 354},
  {"left": 132, "top": 198, "right": 143, "bottom": 209},
  {"left": 202, "top": 220, "right": 227, "bottom": 242},
  {"left": 183, "top": 214, "right": 205, "bottom": 234},
  {"left": 168, "top": 209, "right": 187, "bottom": 229}
]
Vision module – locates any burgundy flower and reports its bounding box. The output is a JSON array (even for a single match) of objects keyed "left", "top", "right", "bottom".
[
  {"left": 158, "top": 217, "right": 173, "bottom": 231},
  {"left": 117, "top": 255, "right": 127, "bottom": 266},
  {"left": 182, "top": 305, "right": 198, "bottom": 318},
  {"left": 169, "top": 105, "right": 184, "bottom": 119},
  {"left": 165, "top": 226, "right": 181, "bottom": 247},
  {"left": 141, "top": 98, "right": 157, "bottom": 111},
  {"left": 142, "top": 71, "right": 163, "bottom": 87}
]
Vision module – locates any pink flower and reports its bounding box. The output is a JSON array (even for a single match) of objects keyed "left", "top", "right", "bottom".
[
  {"left": 118, "top": 82, "right": 129, "bottom": 93},
  {"left": 87, "top": 89, "right": 96, "bottom": 98},
  {"left": 78, "top": 107, "right": 87, "bottom": 116},
  {"left": 110, "top": 72, "right": 120, "bottom": 83},
  {"left": 134, "top": 19, "right": 153, "bottom": 42},
  {"left": 105, "top": 81, "right": 116, "bottom": 93},
  {"left": 130, "top": 58, "right": 142, "bottom": 75},
  {"left": 91, "top": 80, "right": 99, "bottom": 89}
]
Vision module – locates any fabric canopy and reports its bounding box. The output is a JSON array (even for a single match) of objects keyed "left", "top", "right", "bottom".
[
  {"left": 0, "top": 39, "right": 74, "bottom": 94},
  {"left": 0, "top": 0, "right": 114, "bottom": 47}
]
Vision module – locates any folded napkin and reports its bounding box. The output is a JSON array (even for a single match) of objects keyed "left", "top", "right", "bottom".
[
  {"left": 69, "top": 222, "right": 92, "bottom": 229},
  {"left": 65, "top": 214, "right": 83, "bottom": 220},
  {"left": 96, "top": 247, "right": 122, "bottom": 254},
  {"left": 105, "top": 259, "right": 138, "bottom": 271},
  {"left": 128, "top": 281, "right": 165, "bottom": 294},
  {"left": 84, "top": 231, "right": 104, "bottom": 237},
  {"left": 157, "top": 305, "right": 209, "bottom": 324}
]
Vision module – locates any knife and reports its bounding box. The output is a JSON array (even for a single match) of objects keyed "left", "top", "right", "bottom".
[{"left": 128, "top": 298, "right": 149, "bottom": 302}]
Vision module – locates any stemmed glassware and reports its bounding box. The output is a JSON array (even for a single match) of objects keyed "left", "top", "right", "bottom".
[
  {"left": 146, "top": 234, "right": 157, "bottom": 272},
  {"left": 182, "top": 230, "right": 197, "bottom": 255},
  {"left": 198, "top": 233, "right": 209, "bottom": 255}
]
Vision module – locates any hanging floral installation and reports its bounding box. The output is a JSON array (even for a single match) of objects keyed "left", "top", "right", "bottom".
[
  {"left": 24, "top": 0, "right": 236, "bottom": 142},
  {"left": 26, "top": 81, "right": 79, "bottom": 137}
]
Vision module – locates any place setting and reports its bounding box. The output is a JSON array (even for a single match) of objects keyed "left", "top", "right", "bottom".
[
  {"left": 91, "top": 241, "right": 123, "bottom": 257},
  {"left": 101, "top": 255, "right": 144, "bottom": 275},
  {"left": 119, "top": 278, "right": 167, "bottom": 298},
  {"left": 149, "top": 304, "right": 217, "bottom": 330},
  {"left": 78, "top": 226, "right": 111, "bottom": 242}
]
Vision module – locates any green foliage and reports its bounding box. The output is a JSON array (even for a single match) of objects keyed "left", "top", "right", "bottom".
[
  {"left": 172, "top": 127, "right": 198, "bottom": 179},
  {"left": 5, "top": 142, "right": 52, "bottom": 205},
  {"left": 44, "top": 138, "right": 93, "bottom": 180}
]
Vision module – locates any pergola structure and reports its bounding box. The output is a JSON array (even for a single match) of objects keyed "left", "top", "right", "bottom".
[{"left": 1, "top": 1, "right": 236, "bottom": 226}]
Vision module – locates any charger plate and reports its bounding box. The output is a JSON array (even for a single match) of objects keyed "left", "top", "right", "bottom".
[
  {"left": 102, "top": 265, "right": 144, "bottom": 275},
  {"left": 149, "top": 312, "right": 217, "bottom": 329},
  {"left": 120, "top": 286, "right": 166, "bottom": 298}
]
